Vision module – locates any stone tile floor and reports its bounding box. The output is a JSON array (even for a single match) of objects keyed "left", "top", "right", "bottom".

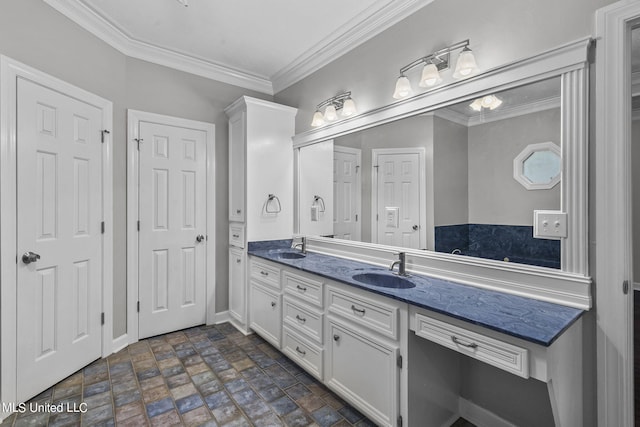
[{"left": 1, "top": 323, "right": 377, "bottom": 426}]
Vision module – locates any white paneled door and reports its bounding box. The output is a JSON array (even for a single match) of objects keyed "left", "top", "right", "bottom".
[
  {"left": 16, "top": 78, "right": 103, "bottom": 402},
  {"left": 373, "top": 149, "right": 424, "bottom": 249},
  {"left": 333, "top": 147, "right": 361, "bottom": 240},
  {"left": 138, "top": 122, "right": 207, "bottom": 339}
]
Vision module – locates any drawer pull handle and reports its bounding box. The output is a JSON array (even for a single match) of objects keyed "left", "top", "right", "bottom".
[
  {"left": 261, "top": 271, "right": 269, "bottom": 276},
  {"left": 295, "top": 315, "right": 306, "bottom": 323},
  {"left": 271, "top": 301, "right": 276, "bottom": 308},
  {"left": 296, "top": 285, "right": 307, "bottom": 292},
  {"left": 351, "top": 305, "right": 366, "bottom": 315},
  {"left": 451, "top": 336, "right": 478, "bottom": 349},
  {"left": 295, "top": 346, "right": 306, "bottom": 356},
  {"left": 232, "top": 234, "right": 240, "bottom": 238},
  {"left": 333, "top": 334, "right": 340, "bottom": 342}
]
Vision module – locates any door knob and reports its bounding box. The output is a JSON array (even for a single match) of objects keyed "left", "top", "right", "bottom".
[
  {"left": 22, "top": 252, "right": 41, "bottom": 265},
  {"left": 196, "top": 234, "right": 205, "bottom": 243},
  {"left": 412, "top": 224, "right": 419, "bottom": 231}
]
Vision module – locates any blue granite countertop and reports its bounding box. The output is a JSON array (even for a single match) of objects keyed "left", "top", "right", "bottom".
[{"left": 247, "top": 240, "right": 584, "bottom": 347}]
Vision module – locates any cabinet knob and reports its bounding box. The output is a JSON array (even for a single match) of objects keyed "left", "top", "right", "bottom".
[
  {"left": 271, "top": 301, "right": 276, "bottom": 308},
  {"left": 333, "top": 334, "right": 340, "bottom": 342},
  {"left": 236, "top": 209, "right": 242, "bottom": 214},
  {"left": 236, "top": 258, "right": 242, "bottom": 264}
]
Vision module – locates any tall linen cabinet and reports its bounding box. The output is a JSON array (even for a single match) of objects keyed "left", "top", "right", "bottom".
[{"left": 225, "top": 96, "right": 297, "bottom": 333}]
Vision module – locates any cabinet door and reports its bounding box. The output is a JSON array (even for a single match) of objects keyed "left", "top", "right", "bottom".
[
  {"left": 229, "top": 247, "right": 246, "bottom": 324},
  {"left": 249, "top": 282, "right": 281, "bottom": 348},
  {"left": 229, "top": 112, "right": 245, "bottom": 222},
  {"left": 326, "top": 319, "right": 399, "bottom": 427}
]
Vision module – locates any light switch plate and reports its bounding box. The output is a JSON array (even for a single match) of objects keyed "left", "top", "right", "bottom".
[{"left": 533, "top": 210, "right": 567, "bottom": 240}]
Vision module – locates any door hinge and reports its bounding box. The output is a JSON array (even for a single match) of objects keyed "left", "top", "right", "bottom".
[
  {"left": 137, "top": 301, "right": 140, "bottom": 312},
  {"left": 134, "top": 138, "right": 143, "bottom": 150},
  {"left": 101, "top": 312, "right": 105, "bottom": 325},
  {"left": 397, "top": 415, "right": 403, "bottom": 427},
  {"left": 101, "top": 129, "right": 110, "bottom": 143},
  {"left": 101, "top": 221, "right": 105, "bottom": 234},
  {"left": 137, "top": 220, "right": 140, "bottom": 231},
  {"left": 623, "top": 280, "right": 629, "bottom": 295},
  {"left": 397, "top": 355, "right": 403, "bottom": 369}
]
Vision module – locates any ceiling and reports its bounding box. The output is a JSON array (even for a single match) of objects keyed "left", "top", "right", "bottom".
[{"left": 44, "top": 0, "right": 434, "bottom": 94}]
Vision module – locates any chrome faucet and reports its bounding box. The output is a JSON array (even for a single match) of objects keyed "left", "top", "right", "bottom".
[
  {"left": 389, "top": 252, "right": 407, "bottom": 276},
  {"left": 292, "top": 236, "right": 307, "bottom": 254}
]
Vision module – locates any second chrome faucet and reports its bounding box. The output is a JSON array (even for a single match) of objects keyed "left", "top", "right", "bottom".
[{"left": 389, "top": 252, "right": 408, "bottom": 276}]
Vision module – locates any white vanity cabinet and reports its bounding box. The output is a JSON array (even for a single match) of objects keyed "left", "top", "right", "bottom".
[
  {"left": 282, "top": 270, "right": 325, "bottom": 380},
  {"left": 225, "top": 96, "right": 297, "bottom": 333},
  {"left": 249, "top": 259, "right": 282, "bottom": 348},
  {"left": 325, "top": 283, "right": 407, "bottom": 427},
  {"left": 228, "top": 247, "right": 246, "bottom": 326}
]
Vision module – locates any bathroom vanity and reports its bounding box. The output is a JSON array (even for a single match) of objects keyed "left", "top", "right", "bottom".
[
  {"left": 246, "top": 240, "right": 584, "bottom": 427},
  {"left": 227, "top": 36, "right": 593, "bottom": 427}
]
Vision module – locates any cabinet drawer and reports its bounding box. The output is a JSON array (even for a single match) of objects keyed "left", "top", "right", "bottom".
[
  {"left": 327, "top": 286, "right": 398, "bottom": 340},
  {"left": 283, "top": 271, "right": 323, "bottom": 308},
  {"left": 414, "top": 313, "right": 529, "bottom": 378},
  {"left": 283, "top": 297, "right": 323, "bottom": 344},
  {"left": 282, "top": 327, "right": 323, "bottom": 380},
  {"left": 229, "top": 224, "right": 245, "bottom": 248},
  {"left": 250, "top": 260, "right": 280, "bottom": 290}
]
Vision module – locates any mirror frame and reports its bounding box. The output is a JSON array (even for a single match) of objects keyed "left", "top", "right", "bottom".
[{"left": 292, "top": 38, "right": 592, "bottom": 308}]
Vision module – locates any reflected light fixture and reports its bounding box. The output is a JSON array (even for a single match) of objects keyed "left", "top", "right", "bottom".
[
  {"left": 310, "top": 92, "right": 357, "bottom": 127},
  {"left": 469, "top": 94, "right": 502, "bottom": 111},
  {"left": 176, "top": 0, "right": 189, "bottom": 6},
  {"left": 392, "top": 39, "right": 478, "bottom": 100}
]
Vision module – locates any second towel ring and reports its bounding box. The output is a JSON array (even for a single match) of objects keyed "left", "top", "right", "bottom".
[{"left": 266, "top": 194, "right": 282, "bottom": 213}]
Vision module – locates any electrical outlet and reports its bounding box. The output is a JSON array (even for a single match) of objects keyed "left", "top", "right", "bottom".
[{"left": 533, "top": 210, "right": 567, "bottom": 240}]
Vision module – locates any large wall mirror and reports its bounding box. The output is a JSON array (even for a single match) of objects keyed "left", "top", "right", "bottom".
[{"left": 294, "top": 39, "right": 590, "bottom": 280}]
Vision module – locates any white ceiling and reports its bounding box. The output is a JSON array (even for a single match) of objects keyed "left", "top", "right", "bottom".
[{"left": 44, "top": 0, "right": 434, "bottom": 94}]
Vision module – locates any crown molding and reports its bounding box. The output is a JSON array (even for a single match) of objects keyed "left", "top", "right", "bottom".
[
  {"left": 270, "top": 0, "right": 435, "bottom": 93},
  {"left": 43, "top": 0, "right": 274, "bottom": 94},
  {"left": 44, "top": 0, "right": 435, "bottom": 95}
]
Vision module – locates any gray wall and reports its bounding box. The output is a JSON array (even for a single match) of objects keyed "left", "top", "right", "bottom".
[
  {"left": 468, "top": 108, "right": 561, "bottom": 225},
  {"left": 0, "top": 0, "right": 270, "bottom": 337},
  {"left": 634, "top": 118, "right": 640, "bottom": 284},
  {"left": 433, "top": 116, "right": 469, "bottom": 227}
]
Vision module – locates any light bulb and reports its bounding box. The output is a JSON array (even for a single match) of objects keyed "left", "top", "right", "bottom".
[
  {"left": 324, "top": 105, "right": 337, "bottom": 121},
  {"left": 341, "top": 97, "right": 357, "bottom": 117},
  {"left": 393, "top": 75, "right": 413, "bottom": 99},
  {"left": 453, "top": 46, "right": 478, "bottom": 79},
  {"left": 488, "top": 96, "right": 502, "bottom": 110},
  {"left": 419, "top": 63, "right": 442, "bottom": 87},
  {"left": 469, "top": 99, "right": 483, "bottom": 111},
  {"left": 311, "top": 110, "right": 325, "bottom": 127},
  {"left": 481, "top": 95, "right": 495, "bottom": 108}
]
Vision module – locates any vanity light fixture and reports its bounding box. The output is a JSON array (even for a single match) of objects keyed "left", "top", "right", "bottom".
[
  {"left": 392, "top": 39, "right": 478, "bottom": 100},
  {"left": 469, "top": 94, "right": 503, "bottom": 111},
  {"left": 310, "top": 92, "right": 357, "bottom": 127}
]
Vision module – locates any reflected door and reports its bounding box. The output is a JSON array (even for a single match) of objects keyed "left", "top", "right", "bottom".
[
  {"left": 373, "top": 149, "right": 423, "bottom": 249},
  {"left": 334, "top": 147, "right": 361, "bottom": 240},
  {"left": 16, "top": 78, "right": 103, "bottom": 402},
  {"left": 138, "top": 122, "right": 207, "bottom": 339}
]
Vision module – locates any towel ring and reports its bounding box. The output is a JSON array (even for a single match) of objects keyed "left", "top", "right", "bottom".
[
  {"left": 312, "top": 195, "right": 326, "bottom": 213},
  {"left": 265, "top": 194, "right": 282, "bottom": 213}
]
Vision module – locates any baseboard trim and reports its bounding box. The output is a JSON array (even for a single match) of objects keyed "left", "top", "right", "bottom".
[
  {"left": 459, "top": 398, "right": 516, "bottom": 427},
  {"left": 112, "top": 333, "right": 129, "bottom": 354},
  {"left": 213, "top": 310, "right": 231, "bottom": 325}
]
